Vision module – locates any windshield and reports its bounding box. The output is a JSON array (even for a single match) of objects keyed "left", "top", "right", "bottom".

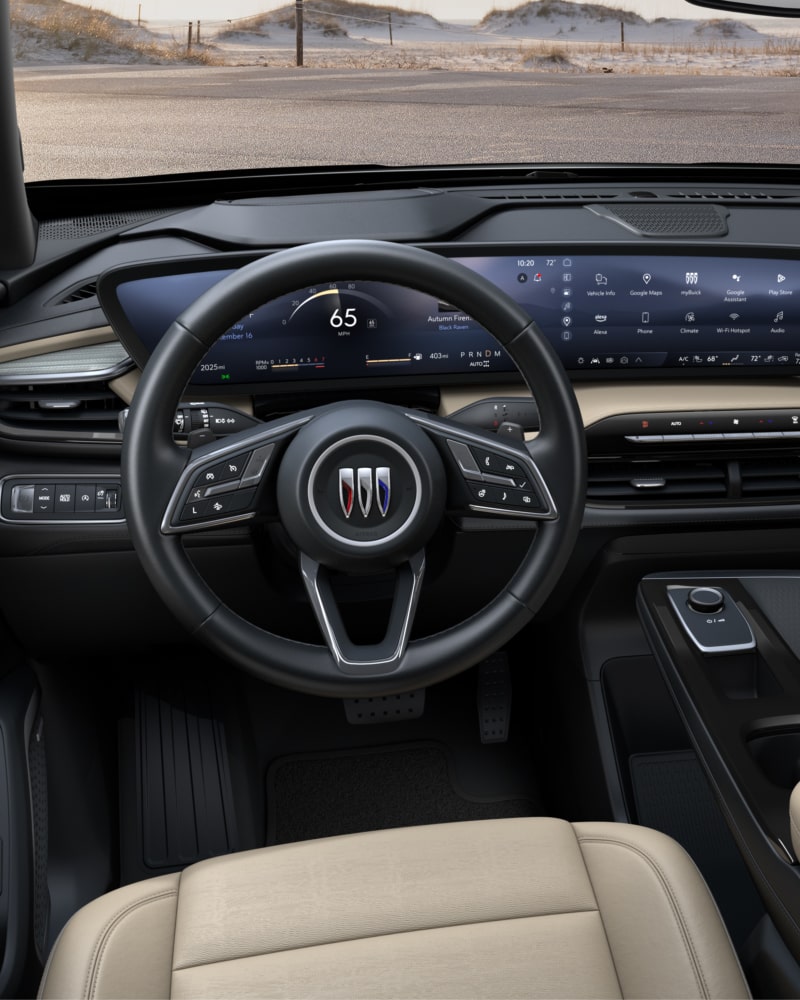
[{"left": 9, "top": 0, "right": 800, "bottom": 181}]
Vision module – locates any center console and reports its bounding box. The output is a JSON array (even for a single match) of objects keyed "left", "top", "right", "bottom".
[{"left": 638, "top": 572, "right": 800, "bottom": 965}]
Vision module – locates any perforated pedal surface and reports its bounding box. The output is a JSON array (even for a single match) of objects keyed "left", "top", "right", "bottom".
[
  {"left": 343, "top": 690, "right": 425, "bottom": 724},
  {"left": 478, "top": 653, "right": 512, "bottom": 743}
]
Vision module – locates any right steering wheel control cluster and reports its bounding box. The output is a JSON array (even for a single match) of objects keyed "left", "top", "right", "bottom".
[{"left": 446, "top": 439, "right": 544, "bottom": 515}]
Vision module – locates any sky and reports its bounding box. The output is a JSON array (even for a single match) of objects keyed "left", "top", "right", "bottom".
[{"left": 99, "top": 0, "right": 766, "bottom": 29}]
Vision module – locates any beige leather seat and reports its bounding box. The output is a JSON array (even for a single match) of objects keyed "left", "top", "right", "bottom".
[{"left": 39, "top": 817, "right": 749, "bottom": 999}]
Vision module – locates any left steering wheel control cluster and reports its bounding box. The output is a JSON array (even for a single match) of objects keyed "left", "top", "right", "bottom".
[
  {"left": 161, "top": 417, "right": 306, "bottom": 534},
  {"left": 0, "top": 476, "right": 123, "bottom": 522},
  {"left": 174, "top": 444, "right": 274, "bottom": 527}
]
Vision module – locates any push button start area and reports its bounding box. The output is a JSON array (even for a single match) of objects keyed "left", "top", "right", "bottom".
[{"left": 277, "top": 403, "right": 446, "bottom": 573}]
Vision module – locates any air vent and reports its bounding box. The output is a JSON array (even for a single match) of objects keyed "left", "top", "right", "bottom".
[
  {"left": 588, "top": 458, "right": 728, "bottom": 503},
  {"left": 0, "top": 382, "right": 124, "bottom": 444},
  {"left": 668, "top": 191, "right": 794, "bottom": 202},
  {"left": 56, "top": 280, "right": 98, "bottom": 305},
  {"left": 740, "top": 456, "right": 800, "bottom": 500},
  {"left": 465, "top": 190, "right": 617, "bottom": 203},
  {"left": 590, "top": 453, "right": 800, "bottom": 505},
  {"left": 39, "top": 209, "right": 174, "bottom": 241}
]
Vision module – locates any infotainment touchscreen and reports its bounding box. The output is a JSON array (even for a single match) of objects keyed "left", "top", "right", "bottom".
[{"left": 104, "top": 252, "right": 800, "bottom": 387}]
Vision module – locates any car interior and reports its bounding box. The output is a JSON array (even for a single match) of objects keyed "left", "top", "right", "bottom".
[{"left": 4, "top": 0, "right": 800, "bottom": 995}]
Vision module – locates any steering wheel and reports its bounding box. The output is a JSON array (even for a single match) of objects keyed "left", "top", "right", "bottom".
[{"left": 122, "top": 240, "right": 586, "bottom": 697}]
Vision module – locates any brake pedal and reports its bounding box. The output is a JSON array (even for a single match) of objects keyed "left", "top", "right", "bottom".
[
  {"left": 477, "top": 653, "right": 512, "bottom": 744},
  {"left": 344, "top": 689, "right": 425, "bottom": 724}
]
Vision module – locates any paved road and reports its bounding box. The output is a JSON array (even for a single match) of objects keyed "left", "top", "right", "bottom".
[{"left": 13, "top": 65, "right": 800, "bottom": 180}]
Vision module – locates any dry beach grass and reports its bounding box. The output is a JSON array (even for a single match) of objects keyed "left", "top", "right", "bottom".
[{"left": 9, "top": 0, "right": 800, "bottom": 75}]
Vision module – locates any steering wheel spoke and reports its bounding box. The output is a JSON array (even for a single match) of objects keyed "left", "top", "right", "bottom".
[
  {"left": 407, "top": 411, "right": 557, "bottom": 522},
  {"left": 161, "top": 415, "right": 311, "bottom": 534},
  {"left": 300, "top": 550, "right": 425, "bottom": 675}
]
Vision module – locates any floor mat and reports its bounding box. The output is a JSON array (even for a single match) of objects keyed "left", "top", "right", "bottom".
[
  {"left": 266, "top": 741, "right": 536, "bottom": 845},
  {"left": 119, "top": 678, "right": 239, "bottom": 884}
]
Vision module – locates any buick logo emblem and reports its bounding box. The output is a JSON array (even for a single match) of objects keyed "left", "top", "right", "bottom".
[{"left": 339, "top": 467, "right": 391, "bottom": 519}]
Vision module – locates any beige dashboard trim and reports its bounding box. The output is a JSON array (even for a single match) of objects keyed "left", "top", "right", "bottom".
[
  {"left": 0, "top": 326, "right": 118, "bottom": 364},
  {"left": 440, "top": 386, "right": 531, "bottom": 417},
  {"left": 109, "top": 368, "right": 254, "bottom": 418},
  {"left": 441, "top": 381, "right": 800, "bottom": 430},
  {"left": 109, "top": 371, "right": 139, "bottom": 405}
]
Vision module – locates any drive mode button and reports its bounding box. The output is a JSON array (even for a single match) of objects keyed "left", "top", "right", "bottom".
[{"left": 35, "top": 484, "right": 54, "bottom": 513}]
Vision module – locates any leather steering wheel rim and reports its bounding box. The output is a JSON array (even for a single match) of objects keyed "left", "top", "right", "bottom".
[{"left": 122, "top": 240, "right": 586, "bottom": 696}]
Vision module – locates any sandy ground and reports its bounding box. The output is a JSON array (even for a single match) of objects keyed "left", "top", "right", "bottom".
[{"left": 186, "top": 11, "right": 800, "bottom": 75}]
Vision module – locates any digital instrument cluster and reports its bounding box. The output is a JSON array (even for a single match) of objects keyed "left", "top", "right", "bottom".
[{"left": 100, "top": 250, "right": 800, "bottom": 388}]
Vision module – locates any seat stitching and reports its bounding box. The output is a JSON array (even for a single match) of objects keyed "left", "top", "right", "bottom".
[
  {"left": 84, "top": 888, "right": 179, "bottom": 999},
  {"left": 171, "top": 908, "right": 601, "bottom": 972},
  {"left": 570, "top": 830, "right": 625, "bottom": 999},
  {"left": 576, "top": 834, "right": 709, "bottom": 999}
]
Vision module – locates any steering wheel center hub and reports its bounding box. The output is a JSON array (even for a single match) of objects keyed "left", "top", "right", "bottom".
[
  {"left": 308, "top": 435, "right": 421, "bottom": 546},
  {"left": 276, "top": 401, "right": 446, "bottom": 572}
]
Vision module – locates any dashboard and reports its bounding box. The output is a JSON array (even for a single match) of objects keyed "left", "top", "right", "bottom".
[
  {"left": 2, "top": 168, "right": 800, "bottom": 505},
  {"left": 99, "top": 249, "right": 800, "bottom": 391}
]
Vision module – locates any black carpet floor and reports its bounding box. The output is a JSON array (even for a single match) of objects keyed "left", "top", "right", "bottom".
[{"left": 267, "top": 741, "right": 537, "bottom": 844}]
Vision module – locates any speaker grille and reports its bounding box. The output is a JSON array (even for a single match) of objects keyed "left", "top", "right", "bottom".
[
  {"left": 591, "top": 203, "right": 729, "bottom": 237},
  {"left": 40, "top": 210, "right": 172, "bottom": 240}
]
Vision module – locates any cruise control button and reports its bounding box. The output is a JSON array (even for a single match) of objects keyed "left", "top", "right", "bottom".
[
  {"left": 192, "top": 453, "right": 251, "bottom": 489},
  {"left": 470, "top": 447, "right": 524, "bottom": 478}
]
